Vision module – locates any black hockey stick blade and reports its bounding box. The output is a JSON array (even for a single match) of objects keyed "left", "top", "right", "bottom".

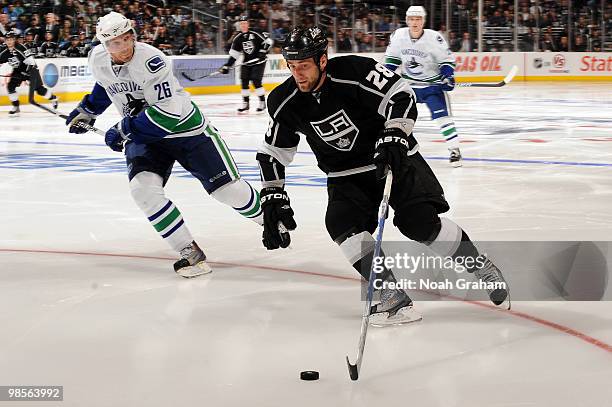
[
  {"left": 180, "top": 71, "right": 197, "bottom": 81},
  {"left": 346, "top": 356, "right": 359, "bottom": 381}
]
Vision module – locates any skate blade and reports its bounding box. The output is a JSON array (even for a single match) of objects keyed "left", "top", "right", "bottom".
[
  {"left": 176, "top": 261, "right": 213, "bottom": 278},
  {"left": 370, "top": 306, "right": 423, "bottom": 328}
]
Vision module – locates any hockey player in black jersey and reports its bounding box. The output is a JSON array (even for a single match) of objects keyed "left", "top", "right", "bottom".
[
  {"left": 60, "top": 35, "right": 88, "bottom": 58},
  {"left": 38, "top": 31, "right": 58, "bottom": 58},
  {"left": 0, "top": 30, "right": 58, "bottom": 117},
  {"left": 256, "top": 26, "right": 509, "bottom": 326},
  {"left": 220, "top": 16, "right": 273, "bottom": 113}
]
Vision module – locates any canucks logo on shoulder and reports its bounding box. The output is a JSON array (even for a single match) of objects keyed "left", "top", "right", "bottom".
[{"left": 146, "top": 56, "right": 165, "bottom": 73}]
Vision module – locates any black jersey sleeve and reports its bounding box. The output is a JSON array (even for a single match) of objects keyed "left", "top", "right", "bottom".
[
  {"left": 256, "top": 82, "right": 301, "bottom": 188},
  {"left": 329, "top": 55, "right": 418, "bottom": 132}
]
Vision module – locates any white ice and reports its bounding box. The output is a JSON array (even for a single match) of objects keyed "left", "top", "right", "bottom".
[{"left": 1, "top": 83, "right": 611, "bottom": 407}]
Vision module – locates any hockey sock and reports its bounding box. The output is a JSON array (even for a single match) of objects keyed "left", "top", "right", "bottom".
[
  {"left": 339, "top": 231, "right": 394, "bottom": 283},
  {"left": 426, "top": 218, "right": 481, "bottom": 273},
  {"left": 211, "top": 179, "right": 263, "bottom": 225},
  {"left": 8, "top": 92, "right": 19, "bottom": 104},
  {"left": 435, "top": 116, "right": 459, "bottom": 149},
  {"left": 241, "top": 89, "right": 250, "bottom": 100},
  {"left": 130, "top": 172, "right": 194, "bottom": 252},
  {"left": 255, "top": 87, "right": 265, "bottom": 101}
]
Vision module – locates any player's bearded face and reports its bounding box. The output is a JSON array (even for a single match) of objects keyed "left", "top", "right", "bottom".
[
  {"left": 106, "top": 32, "right": 135, "bottom": 63},
  {"left": 287, "top": 56, "right": 327, "bottom": 93},
  {"left": 407, "top": 17, "right": 425, "bottom": 35}
]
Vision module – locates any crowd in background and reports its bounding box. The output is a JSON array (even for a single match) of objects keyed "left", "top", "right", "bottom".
[{"left": 0, "top": 0, "right": 610, "bottom": 58}]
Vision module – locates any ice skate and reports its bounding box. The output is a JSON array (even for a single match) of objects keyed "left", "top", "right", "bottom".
[
  {"left": 50, "top": 95, "right": 59, "bottom": 110},
  {"left": 8, "top": 105, "right": 20, "bottom": 118},
  {"left": 370, "top": 289, "right": 422, "bottom": 327},
  {"left": 473, "top": 258, "right": 510, "bottom": 307},
  {"left": 173, "top": 241, "right": 212, "bottom": 278},
  {"left": 237, "top": 100, "right": 250, "bottom": 113},
  {"left": 256, "top": 99, "right": 266, "bottom": 112},
  {"left": 449, "top": 147, "right": 462, "bottom": 167}
]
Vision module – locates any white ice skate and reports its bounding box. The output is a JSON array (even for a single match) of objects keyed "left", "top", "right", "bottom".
[
  {"left": 369, "top": 289, "right": 422, "bottom": 327},
  {"left": 173, "top": 241, "right": 212, "bottom": 278}
]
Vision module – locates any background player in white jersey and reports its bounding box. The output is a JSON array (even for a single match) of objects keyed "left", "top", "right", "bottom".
[
  {"left": 64, "top": 12, "right": 263, "bottom": 277},
  {"left": 384, "top": 6, "right": 462, "bottom": 167}
]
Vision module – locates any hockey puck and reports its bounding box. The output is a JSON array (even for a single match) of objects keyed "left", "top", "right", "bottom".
[{"left": 300, "top": 370, "right": 319, "bottom": 381}]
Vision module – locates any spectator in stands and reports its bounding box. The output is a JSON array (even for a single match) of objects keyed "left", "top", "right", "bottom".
[
  {"left": 178, "top": 35, "right": 197, "bottom": 55},
  {"left": 559, "top": 36, "right": 569, "bottom": 51},
  {"left": 153, "top": 24, "right": 173, "bottom": 55},
  {"left": 540, "top": 32, "right": 558, "bottom": 51},
  {"left": 520, "top": 27, "right": 536, "bottom": 51},
  {"left": 1, "top": 13, "right": 11, "bottom": 37},
  {"left": 337, "top": 30, "right": 352, "bottom": 52},
  {"left": 448, "top": 31, "right": 460, "bottom": 52},
  {"left": 358, "top": 32, "right": 373, "bottom": 52},
  {"left": 488, "top": 10, "right": 507, "bottom": 27},
  {"left": 200, "top": 39, "right": 216, "bottom": 55},
  {"left": 270, "top": 2, "right": 290, "bottom": 22},
  {"left": 44, "top": 13, "right": 59, "bottom": 41},
  {"left": 249, "top": 3, "right": 265, "bottom": 21},
  {"left": 574, "top": 34, "right": 587, "bottom": 51},
  {"left": 438, "top": 23, "right": 449, "bottom": 42},
  {"left": 459, "top": 32, "right": 475, "bottom": 52}
]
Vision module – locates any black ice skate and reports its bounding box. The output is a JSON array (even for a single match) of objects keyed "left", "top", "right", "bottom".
[
  {"left": 473, "top": 258, "right": 510, "bottom": 307},
  {"left": 50, "top": 95, "right": 59, "bottom": 110},
  {"left": 256, "top": 99, "right": 266, "bottom": 112},
  {"left": 8, "top": 105, "right": 20, "bottom": 118},
  {"left": 449, "top": 147, "right": 462, "bottom": 167},
  {"left": 369, "top": 289, "right": 422, "bottom": 327},
  {"left": 237, "top": 101, "right": 250, "bottom": 113},
  {"left": 173, "top": 241, "right": 212, "bottom": 278}
]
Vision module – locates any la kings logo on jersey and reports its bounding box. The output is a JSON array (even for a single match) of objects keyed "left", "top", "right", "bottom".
[
  {"left": 242, "top": 40, "right": 255, "bottom": 54},
  {"left": 310, "top": 110, "right": 359, "bottom": 152}
]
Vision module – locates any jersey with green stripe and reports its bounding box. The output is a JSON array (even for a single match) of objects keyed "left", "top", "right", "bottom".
[
  {"left": 384, "top": 28, "right": 455, "bottom": 88},
  {"left": 89, "top": 42, "right": 207, "bottom": 142}
]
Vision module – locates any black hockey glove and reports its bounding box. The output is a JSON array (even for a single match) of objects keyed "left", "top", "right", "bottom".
[
  {"left": 65, "top": 94, "right": 97, "bottom": 134},
  {"left": 260, "top": 187, "right": 297, "bottom": 250},
  {"left": 126, "top": 97, "right": 149, "bottom": 117},
  {"left": 219, "top": 65, "right": 230, "bottom": 74},
  {"left": 374, "top": 127, "right": 418, "bottom": 180}
]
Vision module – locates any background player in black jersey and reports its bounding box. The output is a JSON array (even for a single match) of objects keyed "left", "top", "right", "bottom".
[
  {"left": 0, "top": 30, "right": 58, "bottom": 117},
  {"left": 256, "top": 26, "right": 509, "bottom": 326},
  {"left": 220, "top": 16, "right": 273, "bottom": 113},
  {"left": 60, "top": 35, "right": 88, "bottom": 58},
  {"left": 38, "top": 30, "right": 58, "bottom": 58}
]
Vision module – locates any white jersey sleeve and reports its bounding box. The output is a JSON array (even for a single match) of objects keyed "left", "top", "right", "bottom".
[{"left": 89, "top": 42, "right": 207, "bottom": 141}]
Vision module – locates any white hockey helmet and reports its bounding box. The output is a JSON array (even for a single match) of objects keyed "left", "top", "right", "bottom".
[
  {"left": 406, "top": 6, "right": 427, "bottom": 18},
  {"left": 96, "top": 12, "right": 135, "bottom": 51}
]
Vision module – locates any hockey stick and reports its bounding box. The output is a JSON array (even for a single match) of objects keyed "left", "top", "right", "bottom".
[
  {"left": 346, "top": 167, "right": 393, "bottom": 381},
  {"left": 410, "top": 65, "right": 519, "bottom": 88},
  {"left": 180, "top": 64, "right": 243, "bottom": 82},
  {"left": 27, "top": 68, "right": 105, "bottom": 136}
]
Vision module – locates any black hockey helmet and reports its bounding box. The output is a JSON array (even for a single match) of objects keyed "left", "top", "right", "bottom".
[
  {"left": 5, "top": 30, "right": 18, "bottom": 38},
  {"left": 239, "top": 15, "right": 248, "bottom": 22},
  {"left": 282, "top": 26, "right": 328, "bottom": 61}
]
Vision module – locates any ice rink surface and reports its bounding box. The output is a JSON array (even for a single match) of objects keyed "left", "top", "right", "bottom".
[{"left": 1, "top": 82, "right": 611, "bottom": 406}]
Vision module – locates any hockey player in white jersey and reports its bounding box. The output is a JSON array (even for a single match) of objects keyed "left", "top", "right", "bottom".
[
  {"left": 64, "top": 12, "right": 263, "bottom": 277},
  {"left": 385, "top": 6, "right": 462, "bottom": 167}
]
